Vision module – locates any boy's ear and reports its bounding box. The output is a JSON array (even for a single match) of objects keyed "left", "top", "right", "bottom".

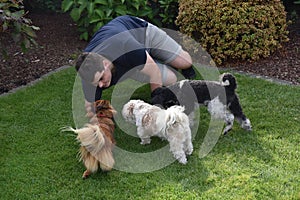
[{"left": 102, "top": 59, "right": 112, "bottom": 69}]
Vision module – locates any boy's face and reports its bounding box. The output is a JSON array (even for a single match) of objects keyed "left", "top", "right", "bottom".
[{"left": 92, "top": 68, "right": 112, "bottom": 88}]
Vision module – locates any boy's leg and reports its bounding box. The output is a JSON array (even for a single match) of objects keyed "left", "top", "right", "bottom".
[
  {"left": 168, "top": 50, "right": 196, "bottom": 79},
  {"left": 145, "top": 23, "right": 195, "bottom": 79},
  {"left": 155, "top": 62, "right": 177, "bottom": 86}
]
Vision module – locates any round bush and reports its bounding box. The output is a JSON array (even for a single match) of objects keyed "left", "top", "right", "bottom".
[{"left": 176, "top": 0, "right": 289, "bottom": 64}]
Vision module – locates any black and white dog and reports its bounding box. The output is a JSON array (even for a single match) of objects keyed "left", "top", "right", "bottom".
[{"left": 151, "top": 73, "right": 252, "bottom": 135}]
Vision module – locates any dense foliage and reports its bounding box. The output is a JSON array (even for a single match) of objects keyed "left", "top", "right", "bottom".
[
  {"left": 150, "top": 0, "right": 179, "bottom": 28},
  {"left": 176, "top": 0, "right": 289, "bottom": 64},
  {"left": 61, "top": 0, "right": 180, "bottom": 40},
  {"left": 61, "top": 0, "right": 155, "bottom": 40}
]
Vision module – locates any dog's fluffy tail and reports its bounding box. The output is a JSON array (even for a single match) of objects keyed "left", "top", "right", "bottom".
[
  {"left": 220, "top": 73, "right": 237, "bottom": 90},
  {"left": 62, "top": 124, "right": 114, "bottom": 172}
]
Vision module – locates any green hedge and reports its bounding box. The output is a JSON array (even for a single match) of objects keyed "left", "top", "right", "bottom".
[{"left": 176, "top": 0, "right": 289, "bottom": 64}]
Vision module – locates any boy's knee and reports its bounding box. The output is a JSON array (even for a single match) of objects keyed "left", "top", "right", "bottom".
[{"left": 169, "top": 50, "right": 192, "bottom": 69}]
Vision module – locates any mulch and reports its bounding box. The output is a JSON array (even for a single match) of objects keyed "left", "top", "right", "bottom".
[
  {"left": 0, "top": 13, "right": 87, "bottom": 94},
  {"left": 220, "top": 19, "right": 300, "bottom": 85},
  {"left": 0, "top": 13, "right": 299, "bottom": 94}
]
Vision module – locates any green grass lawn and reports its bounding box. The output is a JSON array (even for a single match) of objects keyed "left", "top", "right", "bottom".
[{"left": 1, "top": 67, "right": 299, "bottom": 199}]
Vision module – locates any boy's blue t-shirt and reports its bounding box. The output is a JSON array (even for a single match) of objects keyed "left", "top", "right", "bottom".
[{"left": 82, "top": 15, "right": 149, "bottom": 102}]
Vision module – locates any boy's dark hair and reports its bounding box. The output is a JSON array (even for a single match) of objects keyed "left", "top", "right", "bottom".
[{"left": 75, "top": 52, "right": 106, "bottom": 83}]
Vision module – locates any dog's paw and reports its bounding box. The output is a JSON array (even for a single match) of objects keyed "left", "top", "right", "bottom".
[
  {"left": 223, "top": 127, "right": 232, "bottom": 135},
  {"left": 241, "top": 119, "right": 252, "bottom": 131},
  {"left": 82, "top": 170, "right": 91, "bottom": 179},
  {"left": 140, "top": 138, "right": 151, "bottom": 145},
  {"left": 174, "top": 153, "right": 188, "bottom": 164},
  {"left": 185, "top": 147, "right": 193, "bottom": 155},
  {"left": 243, "top": 126, "right": 252, "bottom": 131},
  {"left": 178, "top": 157, "right": 187, "bottom": 164}
]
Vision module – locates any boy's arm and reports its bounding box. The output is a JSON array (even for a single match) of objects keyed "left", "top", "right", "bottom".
[
  {"left": 81, "top": 79, "right": 103, "bottom": 117},
  {"left": 140, "top": 51, "right": 163, "bottom": 91}
]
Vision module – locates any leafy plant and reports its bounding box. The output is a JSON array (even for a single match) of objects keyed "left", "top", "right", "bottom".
[
  {"left": 61, "top": 0, "right": 154, "bottom": 40},
  {"left": 176, "top": 0, "right": 289, "bottom": 64},
  {"left": 0, "top": 0, "right": 39, "bottom": 56},
  {"left": 148, "top": 0, "right": 178, "bottom": 28}
]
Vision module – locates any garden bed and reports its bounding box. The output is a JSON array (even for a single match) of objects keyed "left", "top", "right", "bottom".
[{"left": 0, "top": 13, "right": 299, "bottom": 94}]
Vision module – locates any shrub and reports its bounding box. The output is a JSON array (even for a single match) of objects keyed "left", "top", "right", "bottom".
[
  {"left": 176, "top": 0, "right": 289, "bottom": 64},
  {"left": 61, "top": 0, "right": 154, "bottom": 40},
  {"left": 0, "top": 0, "right": 39, "bottom": 56},
  {"left": 149, "top": 0, "right": 179, "bottom": 29}
]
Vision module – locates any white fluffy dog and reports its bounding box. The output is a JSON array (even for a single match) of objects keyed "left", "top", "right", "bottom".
[{"left": 122, "top": 100, "right": 193, "bottom": 164}]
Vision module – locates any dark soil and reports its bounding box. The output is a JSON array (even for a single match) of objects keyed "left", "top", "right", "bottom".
[
  {"left": 0, "top": 13, "right": 87, "bottom": 94},
  {"left": 221, "top": 19, "right": 300, "bottom": 85},
  {"left": 0, "top": 12, "right": 299, "bottom": 94}
]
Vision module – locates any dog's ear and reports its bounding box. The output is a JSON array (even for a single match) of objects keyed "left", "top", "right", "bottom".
[
  {"left": 165, "top": 100, "right": 179, "bottom": 108},
  {"left": 109, "top": 107, "right": 117, "bottom": 116},
  {"left": 151, "top": 86, "right": 179, "bottom": 108},
  {"left": 102, "top": 100, "right": 111, "bottom": 109},
  {"left": 106, "top": 101, "right": 117, "bottom": 116},
  {"left": 142, "top": 112, "right": 153, "bottom": 127},
  {"left": 128, "top": 103, "right": 135, "bottom": 115},
  {"left": 151, "top": 87, "right": 165, "bottom": 98},
  {"left": 94, "top": 100, "right": 100, "bottom": 109}
]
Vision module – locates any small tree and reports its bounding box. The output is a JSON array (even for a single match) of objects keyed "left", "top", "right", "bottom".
[{"left": 0, "top": 0, "right": 39, "bottom": 56}]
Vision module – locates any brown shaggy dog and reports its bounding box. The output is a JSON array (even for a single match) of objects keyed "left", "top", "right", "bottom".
[{"left": 64, "top": 100, "right": 116, "bottom": 179}]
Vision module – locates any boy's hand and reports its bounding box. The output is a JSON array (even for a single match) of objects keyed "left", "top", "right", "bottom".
[{"left": 85, "top": 100, "right": 95, "bottom": 118}]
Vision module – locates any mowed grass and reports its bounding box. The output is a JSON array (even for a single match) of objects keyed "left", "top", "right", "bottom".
[{"left": 0, "top": 67, "right": 299, "bottom": 199}]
